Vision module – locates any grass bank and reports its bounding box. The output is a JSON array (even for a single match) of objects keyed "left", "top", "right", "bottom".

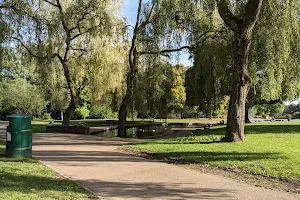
[
  {"left": 0, "top": 139, "right": 95, "bottom": 199},
  {"left": 124, "top": 122, "right": 300, "bottom": 191}
]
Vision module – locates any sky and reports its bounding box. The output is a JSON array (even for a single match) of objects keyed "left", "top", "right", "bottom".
[{"left": 121, "top": 0, "right": 192, "bottom": 66}]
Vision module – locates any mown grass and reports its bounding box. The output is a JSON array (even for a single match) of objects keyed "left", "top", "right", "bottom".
[
  {"left": 32, "top": 124, "right": 47, "bottom": 133},
  {"left": 127, "top": 121, "right": 300, "bottom": 183},
  {"left": 0, "top": 139, "right": 95, "bottom": 199},
  {"left": 154, "top": 118, "right": 224, "bottom": 123}
]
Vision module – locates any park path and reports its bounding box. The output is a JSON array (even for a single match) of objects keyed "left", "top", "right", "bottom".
[{"left": 0, "top": 125, "right": 299, "bottom": 200}]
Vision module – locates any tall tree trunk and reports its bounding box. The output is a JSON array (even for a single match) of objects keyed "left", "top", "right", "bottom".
[
  {"left": 62, "top": 100, "right": 76, "bottom": 126},
  {"left": 60, "top": 60, "right": 77, "bottom": 126},
  {"left": 222, "top": 31, "right": 251, "bottom": 142},
  {"left": 118, "top": 93, "right": 128, "bottom": 137},
  {"left": 218, "top": 0, "right": 263, "bottom": 142},
  {"left": 118, "top": 71, "right": 136, "bottom": 137}
]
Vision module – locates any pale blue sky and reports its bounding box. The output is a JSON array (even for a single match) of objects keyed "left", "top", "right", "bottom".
[{"left": 121, "top": 0, "right": 192, "bottom": 66}]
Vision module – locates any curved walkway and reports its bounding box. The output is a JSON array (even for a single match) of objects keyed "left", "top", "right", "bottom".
[{"left": 31, "top": 133, "right": 299, "bottom": 200}]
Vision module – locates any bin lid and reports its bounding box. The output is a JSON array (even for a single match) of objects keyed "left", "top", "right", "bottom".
[{"left": 7, "top": 114, "right": 33, "bottom": 120}]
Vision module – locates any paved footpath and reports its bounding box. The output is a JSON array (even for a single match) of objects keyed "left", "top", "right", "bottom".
[{"left": 1, "top": 126, "right": 299, "bottom": 200}]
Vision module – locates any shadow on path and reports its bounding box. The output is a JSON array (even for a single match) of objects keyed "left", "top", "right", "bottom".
[{"left": 79, "top": 180, "right": 237, "bottom": 200}]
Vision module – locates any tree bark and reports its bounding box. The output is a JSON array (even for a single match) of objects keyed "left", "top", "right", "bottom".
[
  {"left": 59, "top": 60, "right": 77, "bottom": 126},
  {"left": 118, "top": 95, "right": 127, "bottom": 137},
  {"left": 62, "top": 100, "right": 76, "bottom": 126},
  {"left": 118, "top": 70, "right": 136, "bottom": 137},
  {"left": 222, "top": 31, "right": 251, "bottom": 142},
  {"left": 218, "top": 0, "right": 263, "bottom": 142}
]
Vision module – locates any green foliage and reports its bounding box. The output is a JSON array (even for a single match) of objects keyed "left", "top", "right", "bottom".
[
  {"left": 184, "top": 0, "right": 300, "bottom": 117},
  {"left": 168, "top": 64, "right": 187, "bottom": 114},
  {"left": 252, "top": 103, "right": 285, "bottom": 117},
  {"left": 250, "top": 0, "right": 300, "bottom": 101},
  {"left": 32, "top": 124, "right": 47, "bottom": 133},
  {"left": 0, "top": 78, "right": 47, "bottom": 117},
  {"left": 186, "top": 38, "right": 231, "bottom": 116},
  {"left": 213, "top": 96, "right": 230, "bottom": 118},
  {"left": 132, "top": 62, "right": 190, "bottom": 119},
  {"left": 74, "top": 104, "right": 90, "bottom": 120},
  {"left": 42, "top": 113, "right": 52, "bottom": 120},
  {"left": 89, "top": 105, "right": 117, "bottom": 119}
]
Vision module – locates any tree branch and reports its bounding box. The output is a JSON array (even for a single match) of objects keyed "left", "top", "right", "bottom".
[
  {"left": 42, "top": 0, "right": 58, "bottom": 7},
  {"left": 217, "top": 0, "right": 240, "bottom": 32},
  {"left": 0, "top": 3, "right": 12, "bottom": 9},
  {"left": 244, "top": 0, "right": 263, "bottom": 28},
  {"left": 139, "top": 30, "right": 227, "bottom": 56},
  {"left": 69, "top": 8, "right": 93, "bottom": 33},
  {"left": 138, "top": 1, "right": 156, "bottom": 31},
  {"left": 70, "top": 25, "right": 97, "bottom": 41},
  {"left": 0, "top": 0, "right": 22, "bottom": 9},
  {"left": 11, "top": 37, "right": 59, "bottom": 60}
]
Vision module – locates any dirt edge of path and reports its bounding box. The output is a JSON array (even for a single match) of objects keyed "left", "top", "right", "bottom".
[{"left": 119, "top": 146, "right": 300, "bottom": 194}]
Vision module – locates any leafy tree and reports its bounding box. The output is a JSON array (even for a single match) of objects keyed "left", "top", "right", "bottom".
[
  {"left": 186, "top": 38, "right": 231, "bottom": 118},
  {"left": 12, "top": 0, "right": 119, "bottom": 125},
  {"left": 118, "top": 0, "right": 215, "bottom": 136},
  {"left": 74, "top": 103, "right": 90, "bottom": 120},
  {"left": 0, "top": 78, "right": 47, "bottom": 118},
  {"left": 134, "top": 61, "right": 174, "bottom": 119},
  {"left": 178, "top": 0, "right": 299, "bottom": 141}
]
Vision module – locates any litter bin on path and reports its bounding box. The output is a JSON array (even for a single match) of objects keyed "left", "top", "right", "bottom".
[{"left": 6, "top": 114, "right": 33, "bottom": 158}]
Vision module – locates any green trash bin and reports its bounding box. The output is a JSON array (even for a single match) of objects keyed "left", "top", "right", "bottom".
[{"left": 6, "top": 114, "right": 33, "bottom": 158}]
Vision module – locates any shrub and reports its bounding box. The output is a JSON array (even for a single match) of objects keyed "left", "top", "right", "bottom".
[
  {"left": 89, "top": 105, "right": 117, "bottom": 119},
  {"left": 73, "top": 104, "right": 90, "bottom": 120},
  {"left": 42, "top": 113, "right": 52, "bottom": 120}
]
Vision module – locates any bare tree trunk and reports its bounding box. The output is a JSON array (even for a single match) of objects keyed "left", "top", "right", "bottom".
[
  {"left": 118, "top": 71, "right": 135, "bottom": 137},
  {"left": 222, "top": 31, "right": 251, "bottom": 142},
  {"left": 60, "top": 60, "right": 77, "bottom": 126},
  {"left": 218, "top": 0, "right": 263, "bottom": 142},
  {"left": 62, "top": 100, "right": 76, "bottom": 126},
  {"left": 118, "top": 94, "right": 128, "bottom": 137}
]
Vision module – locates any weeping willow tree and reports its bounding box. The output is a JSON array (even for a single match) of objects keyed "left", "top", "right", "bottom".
[
  {"left": 250, "top": 0, "right": 300, "bottom": 102},
  {"left": 150, "top": 0, "right": 300, "bottom": 142},
  {"left": 10, "top": 0, "right": 121, "bottom": 125},
  {"left": 85, "top": 35, "right": 127, "bottom": 107},
  {"left": 186, "top": 38, "right": 231, "bottom": 118},
  {"left": 118, "top": 0, "right": 220, "bottom": 136}
]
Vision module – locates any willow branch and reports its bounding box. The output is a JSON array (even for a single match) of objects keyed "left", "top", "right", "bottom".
[
  {"left": 245, "top": 0, "right": 263, "bottom": 28},
  {"left": 139, "top": 30, "right": 226, "bottom": 56},
  {"left": 138, "top": 1, "right": 156, "bottom": 31},
  {"left": 11, "top": 37, "right": 58, "bottom": 59},
  {"left": 217, "top": 0, "right": 240, "bottom": 32},
  {"left": 42, "top": 0, "right": 58, "bottom": 7}
]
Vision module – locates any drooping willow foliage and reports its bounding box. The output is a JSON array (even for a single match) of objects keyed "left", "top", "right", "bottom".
[
  {"left": 250, "top": 0, "right": 300, "bottom": 101},
  {"left": 175, "top": 0, "right": 300, "bottom": 113},
  {"left": 6, "top": 0, "right": 127, "bottom": 115}
]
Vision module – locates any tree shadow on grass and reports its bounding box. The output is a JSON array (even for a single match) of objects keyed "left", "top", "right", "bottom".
[
  {"left": 143, "top": 151, "right": 284, "bottom": 165},
  {"left": 189, "top": 124, "right": 300, "bottom": 138},
  {"left": 0, "top": 172, "right": 89, "bottom": 197},
  {"left": 245, "top": 125, "right": 300, "bottom": 134}
]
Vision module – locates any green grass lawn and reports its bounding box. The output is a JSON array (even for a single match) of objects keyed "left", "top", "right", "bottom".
[
  {"left": 0, "top": 139, "right": 95, "bottom": 199},
  {"left": 127, "top": 121, "right": 300, "bottom": 184},
  {"left": 154, "top": 118, "right": 224, "bottom": 123},
  {"left": 32, "top": 124, "right": 48, "bottom": 133}
]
